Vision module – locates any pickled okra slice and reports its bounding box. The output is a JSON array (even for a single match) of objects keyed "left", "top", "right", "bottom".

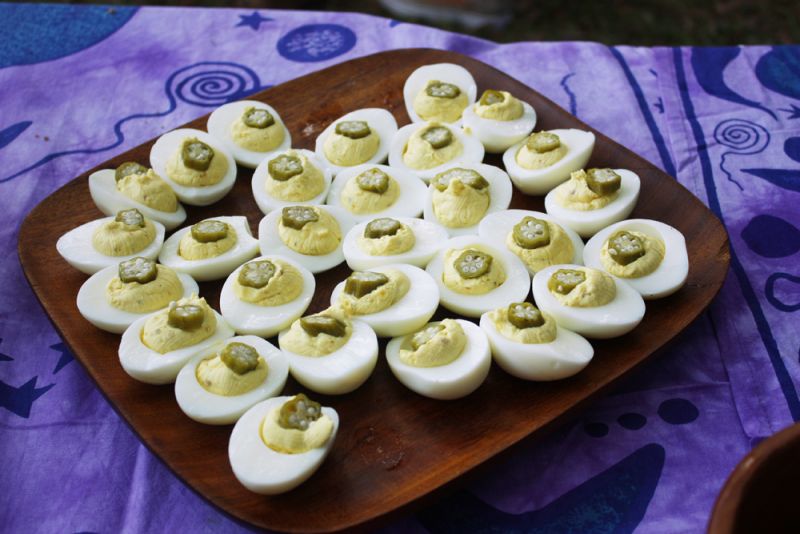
[
  {"left": 118, "top": 257, "right": 157, "bottom": 284},
  {"left": 432, "top": 167, "right": 488, "bottom": 192},
  {"left": 586, "top": 168, "right": 621, "bottom": 196},
  {"left": 344, "top": 271, "right": 389, "bottom": 298},
  {"left": 278, "top": 393, "right": 322, "bottom": 430},
  {"left": 115, "top": 161, "right": 148, "bottom": 182},
  {"left": 220, "top": 342, "right": 260, "bottom": 375},
  {"left": 168, "top": 303, "right": 205, "bottom": 330},
  {"left": 426, "top": 80, "right": 461, "bottom": 99},
  {"left": 526, "top": 131, "right": 561, "bottom": 154},
  {"left": 479, "top": 89, "right": 505, "bottom": 106},
  {"left": 607, "top": 230, "right": 646, "bottom": 265},
  {"left": 191, "top": 220, "right": 228, "bottom": 243},
  {"left": 356, "top": 168, "right": 390, "bottom": 194},
  {"left": 335, "top": 120, "right": 371, "bottom": 140},
  {"left": 507, "top": 302, "right": 545, "bottom": 329},
  {"left": 300, "top": 315, "right": 347, "bottom": 337},
  {"left": 421, "top": 126, "right": 453, "bottom": 149},
  {"left": 548, "top": 269, "right": 586, "bottom": 295},
  {"left": 364, "top": 217, "right": 402, "bottom": 239},
  {"left": 512, "top": 216, "right": 550, "bottom": 249},
  {"left": 115, "top": 208, "right": 146, "bottom": 229},
  {"left": 238, "top": 260, "right": 276, "bottom": 289},
  {"left": 268, "top": 154, "right": 303, "bottom": 181},
  {"left": 454, "top": 249, "right": 493, "bottom": 279},
  {"left": 410, "top": 322, "right": 445, "bottom": 350},
  {"left": 281, "top": 206, "right": 319, "bottom": 230},
  {"left": 181, "top": 138, "right": 215, "bottom": 171},
  {"left": 242, "top": 107, "right": 275, "bottom": 129}
]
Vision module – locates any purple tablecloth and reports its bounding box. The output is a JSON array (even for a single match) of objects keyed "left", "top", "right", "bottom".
[{"left": 2, "top": 4, "right": 799, "bottom": 532}]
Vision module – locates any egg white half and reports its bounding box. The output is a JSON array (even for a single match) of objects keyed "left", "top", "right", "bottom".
[
  {"left": 385, "top": 319, "right": 491, "bottom": 400},
  {"left": 583, "top": 219, "right": 689, "bottom": 299},
  {"left": 503, "top": 129, "right": 596, "bottom": 195},
  {"left": 206, "top": 100, "right": 291, "bottom": 169},
  {"left": 278, "top": 319, "right": 378, "bottom": 395},
  {"left": 150, "top": 128, "right": 237, "bottom": 206},
  {"left": 329, "top": 264, "right": 440, "bottom": 337},
  {"left": 462, "top": 100, "right": 537, "bottom": 153},
  {"left": 479, "top": 312, "right": 594, "bottom": 381},
  {"left": 251, "top": 149, "right": 332, "bottom": 215},
  {"left": 402, "top": 63, "right": 477, "bottom": 125},
  {"left": 175, "top": 335, "right": 289, "bottom": 425},
  {"left": 220, "top": 255, "right": 316, "bottom": 337},
  {"left": 388, "top": 122, "right": 485, "bottom": 182},
  {"left": 314, "top": 108, "right": 398, "bottom": 176},
  {"left": 426, "top": 235, "right": 530, "bottom": 318},
  {"left": 544, "top": 169, "right": 641, "bottom": 238},
  {"left": 159, "top": 215, "right": 260, "bottom": 282},
  {"left": 56, "top": 217, "right": 166, "bottom": 275},
  {"left": 325, "top": 163, "right": 428, "bottom": 221},
  {"left": 119, "top": 309, "right": 235, "bottom": 385},
  {"left": 77, "top": 264, "right": 198, "bottom": 334},
  {"left": 478, "top": 209, "right": 585, "bottom": 274},
  {"left": 228, "top": 396, "right": 338, "bottom": 495},
  {"left": 422, "top": 162, "right": 513, "bottom": 237},
  {"left": 532, "top": 264, "right": 645, "bottom": 339},
  {"left": 258, "top": 206, "right": 355, "bottom": 274},
  {"left": 88, "top": 169, "right": 187, "bottom": 230},
  {"left": 342, "top": 216, "right": 449, "bottom": 271}
]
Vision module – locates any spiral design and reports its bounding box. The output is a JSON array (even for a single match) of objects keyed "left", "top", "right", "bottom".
[
  {"left": 713, "top": 119, "right": 770, "bottom": 154},
  {"left": 167, "top": 62, "right": 262, "bottom": 107}
]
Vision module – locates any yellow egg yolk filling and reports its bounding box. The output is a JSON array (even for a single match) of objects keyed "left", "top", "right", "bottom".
[
  {"left": 233, "top": 259, "right": 304, "bottom": 307},
  {"left": 92, "top": 218, "right": 156, "bottom": 257},
  {"left": 141, "top": 296, "right": 217, "bottom": 354},
  {"left": 399, "top": 319, "right": 467, "bottom": 367},
  {"left": 106, "top": 264, "right": 183, "bottom": 313},
  {"left": 116, "top": 169, "right": 179, "bottom": 212}
]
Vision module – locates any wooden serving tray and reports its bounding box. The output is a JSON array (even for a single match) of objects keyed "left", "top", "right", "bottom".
[{"left": 18, "top": 49, "right": 729, "bottom": 533}]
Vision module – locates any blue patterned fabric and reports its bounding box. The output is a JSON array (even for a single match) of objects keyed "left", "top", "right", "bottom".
[{"left": 1, "top": 4, "right": 798, "bottom": 532}]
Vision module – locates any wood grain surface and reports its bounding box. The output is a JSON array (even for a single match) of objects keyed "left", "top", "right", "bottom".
[{"left": 18, "top": 49, "right": 730, "bottom": 533}]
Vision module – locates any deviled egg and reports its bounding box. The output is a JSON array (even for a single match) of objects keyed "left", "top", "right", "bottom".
[
  {"left": 532, "top": 265, "right": 645, "bottom": 339},
  {"left": 389, "top": 121, "right": 485, "bottom": 182},
  {"left": 258, "top": 205, "right": 354, "bottom": 274},
  {"left": 220, "top": 255, "right": 315, "bottom": 337},
  {"left": 150, "top": 128, "right": 236, "bottom": 206},
  {"left": 251, "top": 149, "right": 332, "bottom": 214},
  {"left": 342, "top": 216, "right": 449, "bottom": 271},
  {"left": 478, "top": 209, "right": 584, "bottom": 275},
  {"left": 426, "top": 235, "right": 530, "bottom": 318},
  {"left": 583, "top": 219, "right": 688, "bottom": 299},
  {"left": 503, "top": 129, "right": 596, "bottom": 195},
  {"left": 57, "top": 208, "right": 165, "bottom": 274},
  {"left": 325, "top": 164, "right": 427, "bottom": 222},
  {"left": 279, "top": 307, "right": 378, "bottom": 395},
  {"left": 175, "top": 335, "right": 289, "bottom": 425},
  {"left": 462, "top": 89, "right": 537, "bottom": 153},
  {"left": 77, "top": 257, "right": 198, "bottom": 334},
  {"left": 422, "top": 164, "right": 513, "bottom": 236},
  {"left": 119, "top": 295, "right": 235, "bottom": 384},
  {"left": 329, "top": 264, "right": 439, "bottom": 337},
  {"left": 207, "top": 100, "right": 291, "bottom": 168},
  {"left": 403, "top": 63, "right": 477, "bottom": 125},
  {"left": 545, "top": 168, "right": 641, "bottom": 238},
  {"left": 480, "top": 302, "right": 593, "bottom": 381},
  {"left": 385, "top": 319, "right": 490, "bottom": 400},
  {"left": 159, "top": 216, "right": 260, "bottom": 281},
  {"left": 229, "top": 394, "right": 338, "bottom": 495},
  {"left": 314, "top": 108, "right": 398, "bottom": 175},
  {"left": 88, "top": 162, "right": 187, "bottom": 230}
]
